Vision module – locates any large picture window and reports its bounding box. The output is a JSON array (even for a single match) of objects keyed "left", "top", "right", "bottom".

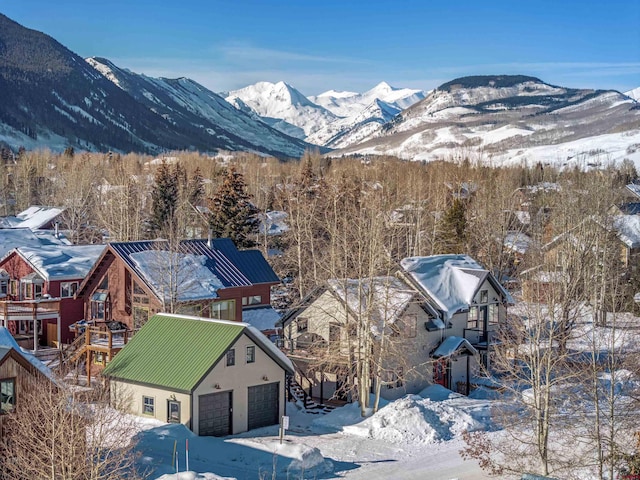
[{"left": 210, "top": 300, "right": 235, "bottom": 321}]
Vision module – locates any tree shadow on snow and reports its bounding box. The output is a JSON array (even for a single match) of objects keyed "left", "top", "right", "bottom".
[{"left": 134, "top": 423, "right": 360, "bottom": 479}]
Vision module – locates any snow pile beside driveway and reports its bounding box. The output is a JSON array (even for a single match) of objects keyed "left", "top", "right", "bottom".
[
  {"left": 317, "top": 386, "right": 492, "bottom": 446},
  {"left": 228, "top": 438, "right": 334, "bottom": 478}
]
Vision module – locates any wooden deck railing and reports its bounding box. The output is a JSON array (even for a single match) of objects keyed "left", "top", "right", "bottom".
[{"left": 0, "top": 299, "right": 61, "bottom": 320}]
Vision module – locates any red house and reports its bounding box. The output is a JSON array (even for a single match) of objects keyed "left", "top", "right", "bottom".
[
  {"left": 0, "top": 245, "right": 105, "bottom": 348},
  {"left": 75, "top": 238, "right": 280, "bottom": 330}
]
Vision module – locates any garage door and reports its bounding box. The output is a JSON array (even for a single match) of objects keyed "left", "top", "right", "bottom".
[
  {"left": 248, "top": 382, "right": 279, "bottom": 430},
  {"left": 198, "top": 391, "right": 232, "bottom": 436}
]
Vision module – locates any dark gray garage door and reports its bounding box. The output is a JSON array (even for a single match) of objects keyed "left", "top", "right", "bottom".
[
  {"left": 198, "top": 391, "right": 232, "bottom": 436},
  {"left": 248, "top": 382, "right": 279, "bottom": 430}
]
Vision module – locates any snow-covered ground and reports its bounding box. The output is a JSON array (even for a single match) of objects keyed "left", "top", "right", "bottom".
[
  {"left": 133, "top": 386, "right": 498, "bottom": 480},
  {"left": 106, "top": 300, "right": 640, "bottom": 479}
]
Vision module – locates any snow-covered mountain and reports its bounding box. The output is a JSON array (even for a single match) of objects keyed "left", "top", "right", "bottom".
[
  {"left": 332, "top": 75, "right": 640, "bottom": 169},
  {"left": 306, "top": 82, "right": 426, "bottom": 147},
  {"left": 86, "top": 58, "right": 311, "bottom": 158},
  {"left": 225, "top": 81, "right": 338, "bottom": 139},
  {"left": 224, "top": 81, "right": 426, "bottom": 147},
  {"left": 0, "top": 13, "right": 312, "bottom": 157},
  {"left": 626, "top": 87, "right": 640, "bottom": 101},
  {"left": 310, "top": 81, "right": 426, "bottom": 118},
  {"left": 307, "top": 99, "right": 401, "bottom": 149}
]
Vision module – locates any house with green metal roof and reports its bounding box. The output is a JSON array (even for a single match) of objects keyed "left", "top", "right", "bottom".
[{"left": 102, "top": 313, "right": 293, "bottom": 436}]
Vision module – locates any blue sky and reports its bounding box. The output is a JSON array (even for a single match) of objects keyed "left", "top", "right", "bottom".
[{"left": 4, "top": 0, "right": 640, "bottom": 96}]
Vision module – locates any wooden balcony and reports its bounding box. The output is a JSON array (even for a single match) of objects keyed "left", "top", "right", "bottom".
[{"left": 0, "top": 298, "right": 60, "bottom": 323}]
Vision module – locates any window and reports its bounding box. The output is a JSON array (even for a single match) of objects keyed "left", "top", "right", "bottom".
[
  {"left": 167, "top": 400, "right": 180, "bottom": 423},
  {"left": 60, "top": 281, "right": 78, "bottom": 298},
  {"left": 9, "top": 280, "right": 17, "bottom": 296},
  {"left": 480, "top": 290, "right": 488, "bottom": 304},
  {"left": 226, "top": 349, "right": 235, "bottom": 366},
  {"left": 176, "top": 304, "right": 201, "bottom": 316},
  {"left": 400, "top": 314, "right": 417, "bottom": 338},
  {"left": 297, "top": 317, "right": 308, "bottom": 333},
  {"left": 22, "top": 274, "right": 45, "bottom": 300},
  {"left": 210, "top": 300, "right": 235, "bottom": 321},
  {"left": 468, "top": 307, "right": 478, "bottom": 328},
  {"left": 91, "top": 290, "right": 110, "bottom": 321},
  {"left": 142, "top": 396, "right": 154, "bottom": 416},
  {"left": 131, "top": 306, "right": 148, "bottom": 329},
  {"left": 93, "top": 352, "right": 105, "bottom": 364},
  {"left": 1, "top": 378, "right": 15, "bottom": 413},
  {"left": 246, "top": 345, "right": 255, "bottom": 363},
  {"left": 329, "top": 324, "right": 340, "bottom": 343},
  {"left": 489, "top": 304, "right": 500, "bottom": 325},
  {"left": 242, "top": 295, "right": 262, "bottom": 306}
]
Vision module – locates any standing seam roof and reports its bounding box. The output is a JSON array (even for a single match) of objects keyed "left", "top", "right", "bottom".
[{"left": 102, "top": 314, "right": 245, "bottom": 392}]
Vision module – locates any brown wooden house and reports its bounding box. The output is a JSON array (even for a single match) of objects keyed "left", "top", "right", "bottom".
[{"left": 76, "top": 238, "right": 280, "bottom": 330}]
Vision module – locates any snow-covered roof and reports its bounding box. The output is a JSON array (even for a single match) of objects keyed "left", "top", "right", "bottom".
[
  {"left": 612, "top": 214, "right": 640, "bottom": 248},
  {"left": 0, "top": 206, "right": 65, "bottom": 230},
  {"left": 242, "top": 306, "right": 281, "bottom": 331},
  {"left": 0, "top": 228, "right": 68, "bottom": 259},
  {"left": 0, "top": 327, "right": 55, "bottom": 380},
  {"left": 258, "top": 210, "right": 289, "bottom": 235},
  {"left": 129, "top": 250, "right": 223, "bottom": 302},
  {"left": 15, "top": 244, "right": 106, "bottom": 281},
  {"left": 432, "top": 336, "right": 478, "bottom": 358},
  {"left": 327, "top": 277, "right": 416, "bottom": 335},
  {"left": 400, "top": 255, "right": 511, "bottom": 319},
  {"left": 503, "top": 231, "right": 532, "bottom": 255},
  {"left": 626, "top": 183, "right": 640, "bottom": 199}
]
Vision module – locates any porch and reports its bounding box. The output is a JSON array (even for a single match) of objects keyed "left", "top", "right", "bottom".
[
  {"left": 63, "top": 324, "right": 131, "bottom": 383},
  {"left": 0, "top": 299, "right": 61, "bottom": 350}
]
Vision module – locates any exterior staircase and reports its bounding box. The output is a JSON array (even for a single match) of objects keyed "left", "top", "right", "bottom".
[
  {"left": 59, "top": 334, "right": 87, "bottom": 366},
  {"left": 287, "top": 376, "right": 336, "bottom": 414}
]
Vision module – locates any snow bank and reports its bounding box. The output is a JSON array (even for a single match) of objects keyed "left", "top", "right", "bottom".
[
  {"left": 342, "top": 394, "right": 485, "bottom": 445},
  {"left": 156, "top": 473, "right": 232, "bottom": 480}
]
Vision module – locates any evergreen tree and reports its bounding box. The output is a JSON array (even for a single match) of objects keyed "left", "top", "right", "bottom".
[
  {"left": 208, "top": 166, "right": 259, "bottom": 248},
  {"left": 149, "top": 162, "right": 179, "bottom": 237},
  {"left": 187, "top": 167, "right": 205, "bottom": 206},
  {"left": 437, "top": 198, "right": 467, "bottom": 253}
]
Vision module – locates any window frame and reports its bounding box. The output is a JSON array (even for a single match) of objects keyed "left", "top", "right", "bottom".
[
  {"left": 0, "top": 377, "right": 16, "bottom": 413},
  {"left": 60, "top": 281, "right": 79, "bottom": 298},
  {"left": 242, "top": 295, "right": 262, "bottom": 306},
  {"left": 246, "top": 345, "right": 256, "bottom": 364},
  {"left": 142, "top": 396, "right": 155, "bottom": 416},
  {"left": 167, "top": 400, "right": 181, "bottom": 423},
  {"left": 480, "top": 290, "right": 488, "bottom": 304},
  {"left": 297, "top": 317, "right": 308, "bottom": 333},
  {"left": 468, "top": 306, "right": 479, "bottom": 328},
  {"left": 226, "top": 348, "right": 235, "bottom": 366}
]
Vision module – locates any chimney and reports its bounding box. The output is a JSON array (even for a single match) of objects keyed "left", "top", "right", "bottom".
[
  {"left": 207, "top": 229, "right": 213, "bottom": 249},
  {"left": 54, "top": 222, "right": 59, "bottom": 238}
]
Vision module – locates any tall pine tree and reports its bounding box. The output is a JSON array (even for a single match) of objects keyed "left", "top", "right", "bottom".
[
  {"left": 149, "top": 162, "right": 179, "bottom": 238},
  {"left": 208, "top": 166, "right": 259, "bottom": 248}
]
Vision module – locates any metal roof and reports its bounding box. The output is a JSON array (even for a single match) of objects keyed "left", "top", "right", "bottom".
[
  {"left": 102, "top": 313, "right": 293, "bottom": 392},
  {"left": 109, "top": 239, "right": 279, "bottom": 295},
  {"left": 102, "top": 314, "right": 245, "bottom": 393}
]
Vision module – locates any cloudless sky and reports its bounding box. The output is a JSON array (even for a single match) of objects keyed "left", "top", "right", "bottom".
[{"left": 3, "top": 0, "right": 639, "bottom": 95}]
